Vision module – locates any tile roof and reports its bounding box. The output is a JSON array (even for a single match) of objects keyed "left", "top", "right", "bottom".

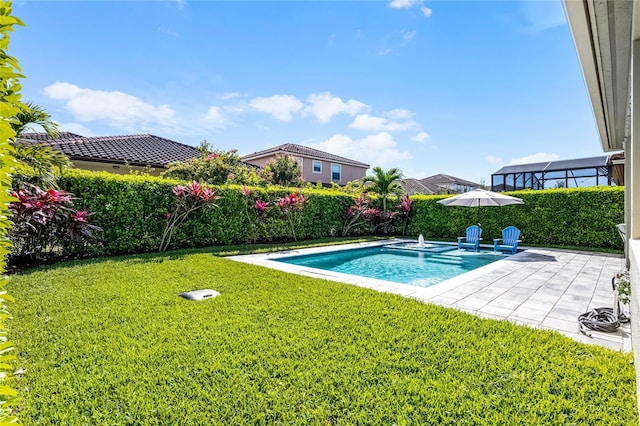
[
  {"left": 242, "top": 143, "right": 369, "bottom": 168},
  {"left": 420, "top": 174, "right": 480, "bottom": 188},
  {"left": 20, "top": 131, "right": 84, "bottom": 141},
  {"left": 402, "top": 178, "right": 435, "bottom": 195},
  {"left": 18, "top": 132, "right": 201, "bottom": 167}
]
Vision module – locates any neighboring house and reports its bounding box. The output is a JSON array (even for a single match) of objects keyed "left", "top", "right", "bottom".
[
  {"left": 18, "top": 132, "right": 202, "bottom": 175},
  {"left": 241, "top": 143, "right": 369, "bottom": 185},
  {"left": 420, "top": 174, "right": 481, "bottom": 194},
  {"left": 402, "top": 178, "right": 435, "bottom": 195},
  {"left": 490, "top": 154, "right": 621, "bottom": 192}
]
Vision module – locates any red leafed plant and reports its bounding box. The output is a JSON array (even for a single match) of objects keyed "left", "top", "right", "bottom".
[
  {"left": 397, "top": 194, "right": 412, "bottom": 235},
  {"left": 240, "top": 185, "right": 270, "bottom": 243},
  {"left": 342, "top": 193, "right": 373, "bottom": 236},
  {"left": 277, "top": 192, "right": 307, "bottom": 241},
  {"left": 8, "top": 185, "right": 101, "bottom": 261},
  {"left": 159, "top": 181, "right": 219, "bottom": 252}
]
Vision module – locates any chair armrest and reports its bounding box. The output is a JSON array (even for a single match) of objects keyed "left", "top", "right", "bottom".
[
  {"left": 493, "top": 238, "right": 502, "bottom": 243},
  {"left": 478, "top": 238, "right": 483, "bottom": 241},
  {"left": 457, "top": 237, "right": 464, "bottom": 242}
]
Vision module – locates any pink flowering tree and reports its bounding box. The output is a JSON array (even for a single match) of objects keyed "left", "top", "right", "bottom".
[
  {"left": 8, "top": 185, "right": 101, "bottom": 261},
  {"left": 277, "top": 192, "right": 307, "bottom": 241},
  {"left": 159, "top": 181, "right": 219, "bottom": 252},
  {"left": 240, "top": 185, "right": 269, "bottom": 243}
]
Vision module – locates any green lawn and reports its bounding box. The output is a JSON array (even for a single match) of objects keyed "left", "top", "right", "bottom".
[{"left": 8, "top": 246, "right": 638, "bottom": 425}]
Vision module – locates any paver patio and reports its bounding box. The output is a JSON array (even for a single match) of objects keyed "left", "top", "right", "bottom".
[{"left": 231, "top": 241, "right": 629, "bottom": 351}]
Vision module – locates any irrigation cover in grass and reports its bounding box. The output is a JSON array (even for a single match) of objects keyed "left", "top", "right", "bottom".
[{"left": 179, "top": 289, "right": 220, "bottom": 301}]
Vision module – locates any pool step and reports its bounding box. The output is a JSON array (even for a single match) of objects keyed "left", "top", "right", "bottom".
[{"left": 426, "top": 255, "right": 463, "bottom": 265}]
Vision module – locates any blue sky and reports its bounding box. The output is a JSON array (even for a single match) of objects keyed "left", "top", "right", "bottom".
[{"left": 13, "top": 0, "right": 602, "bottom": 184}]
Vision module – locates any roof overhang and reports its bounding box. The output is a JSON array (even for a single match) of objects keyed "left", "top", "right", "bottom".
[{"left": 563, "top": 0, "right": 634, "bottom": 152}]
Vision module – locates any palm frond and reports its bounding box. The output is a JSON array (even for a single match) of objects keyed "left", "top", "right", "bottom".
[{"left": 13, "top": 101, "right": 59, "bottom": 138}]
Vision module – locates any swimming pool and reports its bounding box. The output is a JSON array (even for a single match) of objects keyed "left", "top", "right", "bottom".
[{"left": 274, "top": 243, "right": 509, "bottom": 288}]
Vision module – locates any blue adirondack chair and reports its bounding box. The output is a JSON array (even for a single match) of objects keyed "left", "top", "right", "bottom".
[
  {"left": 457, "top": 225, "right": 482, "bottom": 251},
  {"left": 493, "top": 226, "right": 521, "bottom": 254}
]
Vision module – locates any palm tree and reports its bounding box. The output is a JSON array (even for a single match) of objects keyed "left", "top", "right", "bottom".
[
  {"left": 12, "top": 144, "right": 72, "bottom": 188},
  {"left": 12, "top": 102, "right": 71, "bottom": 188},
  {"left": 362, "top": 166, "right": 404, "bottom": 233},
  {"left": 12, "top": 101, "right": 59, "bottom": 138}
]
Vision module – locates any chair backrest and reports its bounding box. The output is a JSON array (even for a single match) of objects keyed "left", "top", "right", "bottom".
[
  {"left": 502, "top": 226, "right": 521, "bottom": 245},
  {"left": 466, "top": 225, "right": 482, "bottom": 243}
]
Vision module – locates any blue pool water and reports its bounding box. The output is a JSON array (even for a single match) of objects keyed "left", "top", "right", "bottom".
[{"left": 274, "top": 243, "right": 508, "bottom": 288}]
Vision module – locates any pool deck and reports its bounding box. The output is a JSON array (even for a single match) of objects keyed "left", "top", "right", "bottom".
[{"left": 229, "top": 240, "right": 629, "bottom": 351}]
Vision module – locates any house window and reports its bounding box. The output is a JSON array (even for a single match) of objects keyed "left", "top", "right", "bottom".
[
  {"left": 331, "top": 164, "right": 341, "bottom": 181},
  {"left": 313, "top": 160, "right": 322, "bottom": 173}
]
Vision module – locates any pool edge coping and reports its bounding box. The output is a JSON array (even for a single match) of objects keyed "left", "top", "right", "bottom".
[{"left": 227, "top": 239, "right": 528, "bottom": 300}]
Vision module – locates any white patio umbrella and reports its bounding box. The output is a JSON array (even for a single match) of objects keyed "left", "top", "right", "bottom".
[
  {"left": 437, "top": 189, "right": 524, "bottom": 226},
  {"left": 437, "top": 189, "right": 524, "bottom": 207}
]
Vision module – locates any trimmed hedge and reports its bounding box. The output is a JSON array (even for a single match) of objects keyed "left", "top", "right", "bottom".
[
  {"left": 47, "top": 170, "right": 624, "bottom": 259},
  {"left": 407, "top": 187, "right": 624, "bottom": 250},
  {"left": 57, "top": 170, "right": 354, "bottom": 255}
]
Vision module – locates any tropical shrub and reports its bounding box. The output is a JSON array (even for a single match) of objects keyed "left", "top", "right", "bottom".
[
  {"left": 163, "top": 149, "right": 263, "bottom": 186},
  {"left": 239, "top": 185, "right": 269, "bottom": 243},
  {"left": 12, "top": 143, "right": 72, "bottom": 188},
  {"left": 261, "top": 154, "right": 303, "bottom": 187},
  {"left": 362, "top": 166, "right": 404, "bottom": 233},
  {"left": 396, "top": 194, "right": 412, "bottom": 235},
  {"left": 276, "top": 192, "right": 307, "bottom": 241},
  {"left": 0, "top": 2, "right": 24, "bottom": 421},
  {"left": 8, "top": 185, "right": 101, "bottom": 261},
  {"left": 342, "top": 193, "right": 375, "bottom": 236},
  {"left": 159, "top": 181, "right": 219, "bottom": 252}
]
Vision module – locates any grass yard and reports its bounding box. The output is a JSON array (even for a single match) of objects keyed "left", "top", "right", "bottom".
[{"left": 7, "top": 247, "right": 638, "bottom": 425}]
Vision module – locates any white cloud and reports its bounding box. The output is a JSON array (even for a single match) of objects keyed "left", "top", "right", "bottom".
[
  {"left": 507, "top": 152, "right": 559, "bottom": 165},
  {"left": 224, "top": 105, "right": 245, "bottom": 114},
  {"left": 204, "top": 106, "right": 234, "bottom": 129},
  {"left": 43, "top": 81, "right": 175, "bottom": 130},
  {"left": 304, "top": 92, "right": 368, "bottom": 123},
  {"left": 518, "top": 1, "right": 565, "bottom": 33},
  {"left": 349, "top": 113, "right": 418, "bottom": 132},
  {"left": 401, "top": 29, "right": 416, "bottom": 44},
  {"left": 388, "top": 0, "right": 432, "bottom": 17},
  {"left": 411, "top": 131, "right": 429, "bottom": 142},
  {"left": 249, "top": 94, "right": 303, "bottom": 121},
  {"left": 386, "top": 108, "right": 414, "bottom": 120},
  {"left": 378, "top": 29, "right": 418, "bottom": 56},
  {"left": 59, "top": 122, "right": 94, "bottom": 136},
  {"left": 388, "top": 0, "right": 420, "bottom": 9},
  {"left": 310, "top": 132, "right": 412, "bottom": 167},
  {"left": 219, "top": 92, "right": 244, "bottom": 100},
  {"left": 484, "top": 155, "right": 503, "bottom": 164},
  {"left": 421, "top": 6, "right": 432, "bottom": 17}
]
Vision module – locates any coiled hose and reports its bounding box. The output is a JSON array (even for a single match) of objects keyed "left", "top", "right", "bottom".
[
  {"left": 577, "top": 275, "right": 630, "bottom": 337},
  {"left": 578, "top": 308, "right": 619, "bottom": 337}
]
